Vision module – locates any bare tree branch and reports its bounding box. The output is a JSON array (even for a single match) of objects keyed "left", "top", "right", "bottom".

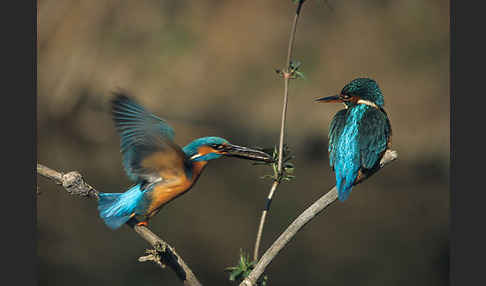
[
  {"left": 241, "top": 149, "right": 398, "bottom": 286},
  {"left": 253, "top": 181, "right": 278, "bottom": 260},
  {"left": 36, "top": 163, "right": 202, "bottom": 286},
  {"left": 253, "top": 0, "right": 307, "bottom": 261}
]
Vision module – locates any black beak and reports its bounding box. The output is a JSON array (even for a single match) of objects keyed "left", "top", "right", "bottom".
[
  {"left": 223, "top": 144, "right": 274, "bottom": 163},
  {"left": 315, "top": 95, "right": 341, "bottom": 103}
]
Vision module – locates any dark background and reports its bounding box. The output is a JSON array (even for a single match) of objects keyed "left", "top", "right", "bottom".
[{"left": 37, "top": 0, "right": 449, "bottom": 285}]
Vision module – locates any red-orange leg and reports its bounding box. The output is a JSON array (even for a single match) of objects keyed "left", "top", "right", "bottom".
[{"left": 136, "top": 220, "right": 149, "bottom": 227}]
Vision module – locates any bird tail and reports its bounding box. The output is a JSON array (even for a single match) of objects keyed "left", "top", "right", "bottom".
[
  {"left": 335, "top": 168, "right": 359, "bottom": 202},
  {"left": 97, "top": 184, "right": 144, "bottom": 230}
]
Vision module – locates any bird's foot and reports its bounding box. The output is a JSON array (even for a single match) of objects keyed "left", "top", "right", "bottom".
[{"left": 136, "top": 220, "right": 149, "bottom": 227}]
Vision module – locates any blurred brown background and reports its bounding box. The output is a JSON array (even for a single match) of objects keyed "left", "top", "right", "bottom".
[{"left": 37, "top": 0, "right": 449, "bottom": 285}]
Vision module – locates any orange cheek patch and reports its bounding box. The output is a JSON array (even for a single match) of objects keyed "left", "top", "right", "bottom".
[{"left": 197, "top": 145, "right": 215, "bottom": 156}]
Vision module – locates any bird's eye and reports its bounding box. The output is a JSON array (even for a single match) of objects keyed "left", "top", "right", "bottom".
[
  {"left": 341, "top": 94, "right": 351, "bottom": 100},
  {"left": 215, "top": 144, "right": 225, "bottom": 150}
]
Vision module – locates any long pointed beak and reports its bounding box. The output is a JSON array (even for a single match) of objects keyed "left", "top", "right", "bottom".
[
  {"left": 315, "top": 95, "right": 341, "bottom": 103},
  {"left": 222, "top": 144, "right": 274, "bottom": 163}
]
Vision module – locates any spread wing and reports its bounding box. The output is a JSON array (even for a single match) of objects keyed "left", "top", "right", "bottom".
[
  {"left": 328, "top": 109, "right": 348, "bottom": 170},
  {"left": 111, "top": 93, "right": 188, "bottom": 183},
  {"left": 358, "top": 107, "right": 391, "bottom": 170}
]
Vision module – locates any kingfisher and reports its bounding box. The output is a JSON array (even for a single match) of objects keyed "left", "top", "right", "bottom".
[
  {"left": 315, "top": 78, "right": 392, "bottom": 201},
  {"left": 97, "top": 93, "right": 273, "bottom": 229}
]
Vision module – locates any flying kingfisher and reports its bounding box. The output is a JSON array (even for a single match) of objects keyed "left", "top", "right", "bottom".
[
  {"left": 97, "top": 93, "right": 273, "bottom": 229},
  {"left": 315, "top": 78, "right": 392, "bottom": 201}
]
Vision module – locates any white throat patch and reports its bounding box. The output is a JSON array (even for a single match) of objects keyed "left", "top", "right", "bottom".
[
  {"left": 357, "top": 99, "right": 379, "bottom": 109},
  {"left": 190, "top": 153, "right": 203, "bottom": 160}
]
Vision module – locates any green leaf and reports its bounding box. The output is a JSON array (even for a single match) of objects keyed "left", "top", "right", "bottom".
[
  {"left": 290, "top": 60, "right": 302, "bottom": 70},
  {"left": 253, "top": 144, "right": 296, "bottom": 183},
  {"left": 295, "top": 70, "right": 305, "bottom": 79},
  {"left": 226, "top": 250, "right": 265, "bottom": 284},
  {"left": 229, "top": 268, "right": 244, "bottom": 281}
]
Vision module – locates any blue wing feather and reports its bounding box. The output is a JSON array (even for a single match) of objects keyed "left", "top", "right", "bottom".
[
  {"left": 111, "top": 93, "right": 180, "bottom": 182},
  {"left": 329, "top": 106, "right": 363, "bottom": 201},
  {"left": 358, "top": 108, "right": 391, "bottom": 169},
  {"left": 112, "top": 93, "right": 175, "bottom": 143},
  {"left": 328, "top": 109, "right": 347, "bottom": 169}
]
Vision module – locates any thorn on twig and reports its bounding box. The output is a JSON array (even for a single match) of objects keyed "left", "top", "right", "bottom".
[{"left": 138, "top": 241, "right": 168, "bottom": 268}]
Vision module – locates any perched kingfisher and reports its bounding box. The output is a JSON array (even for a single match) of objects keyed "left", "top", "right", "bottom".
[
  {"left": 97, "top": 93, "right": 272, "bottom": 229},
  {"left": 315, "top": 78, "right": 392, "bottom": 201}
]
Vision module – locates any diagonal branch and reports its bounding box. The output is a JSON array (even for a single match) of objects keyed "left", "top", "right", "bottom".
[
  {"left": 242, "top": 149, "right": 398, "bottom": 286},
  {"left": 36, "top": 163, "right": 202, "bottom": 286},
  {"left": 253, "top": 0, "right": 307, "bottom": 262}
]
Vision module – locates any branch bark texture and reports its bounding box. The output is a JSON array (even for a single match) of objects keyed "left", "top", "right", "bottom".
[
  {"left": 242, "top": 149, "right": 398, "bottom": 286},
  {"left": 36, "top": 163, "right": 202, "bottom": 286}
]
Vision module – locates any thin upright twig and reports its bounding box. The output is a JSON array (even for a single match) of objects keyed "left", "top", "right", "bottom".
[
  {"left": 36, "top": 163, "right": 202, "bottom": 286},
  {"left": 253, "top": 0, "right": 307, "bottom": 261},
  {"left": 241, "top": 150, "right": 398, "bottom": 286}
]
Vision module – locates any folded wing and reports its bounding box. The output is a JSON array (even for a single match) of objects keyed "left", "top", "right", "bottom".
[
  {"left": 358, "top": 108, "right": 391, "bottom": 170},
  {"left": 328, "top": 109, "right": 348, "bottom": 170}
]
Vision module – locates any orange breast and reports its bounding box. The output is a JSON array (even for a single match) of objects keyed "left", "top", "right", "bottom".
[{"left": 146, "top": 161, "right": 207, "bottom": 216}]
